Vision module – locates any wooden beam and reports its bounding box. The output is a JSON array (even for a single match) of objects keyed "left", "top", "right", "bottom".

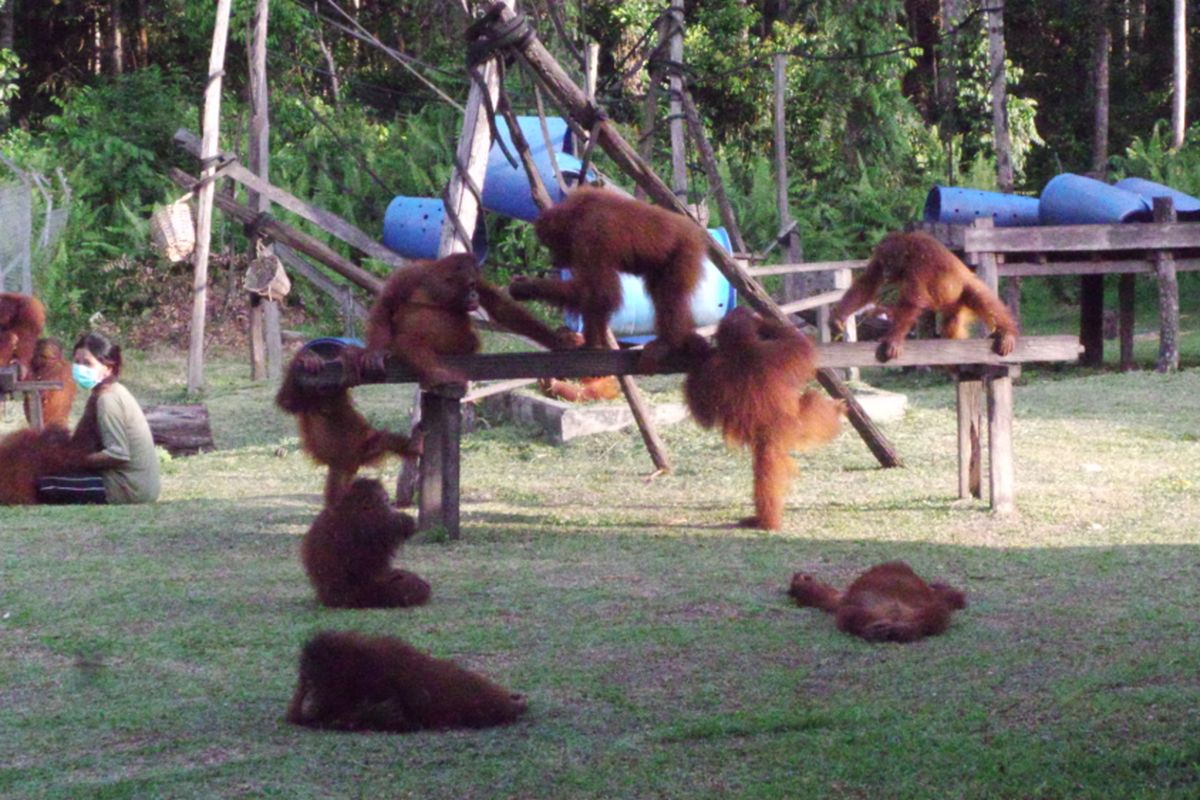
[
  {"left": 748, "top": 259, "right": 869, "bottom": 277},
  {"left": 963, "top": 221, "right": 1200, "bottom": 253},
  {"left": 778, "top": 289, "right": 846, "bottom": 316},
  {"left": 987, "top": 371, "right": 1016, "bottom": 514},
  {"left": 491, "top": 1, "right": 901, "bottom": 468},
  {"left": 957, "top": 375, "right": 984, "bottom": 499},
  {"left": 168, "top": 167, "right": 384, "bottom": 294},
  {"left": 304, "top": 335, "right": 1082, "bottom": 387},
  {"left": 1000, "top": 257, "right": 1200, "bottom": 277},
  {"left": 175, "top": 128, "right": 411, "bottom": 270}
]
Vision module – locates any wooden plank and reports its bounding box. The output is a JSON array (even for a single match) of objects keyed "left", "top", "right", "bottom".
[
  {"left": 175, "top": 128, "right": 411, "bottom": 270},
  {"left": 986, "top": 372, "right": 1015, "bottom": 514},
  {"left": 963, "top": 221, "right": 1200, "bottom": 253},
  {"left": 302, "top": 335, "right": 1082, "bottom": 387},
  {"left": 1000, "top": 257, "right": 1200, "bottom": 277},
  {"left": 168, "top": 167, "right": 383, "bottom": 294},
  {"left": 246, "top": 0, "right": 271, "bottom": 383},
  {"left": 441, "top": 391, "right": 462, "bottom": 540},
  {"left": 970, "top": 218, "right": 999, "bottom": 291},
  {"left": 747, "top": 259, "right": 869, "bottom": 277},
  {"left": 778, "top": 289, "right": 846, "bottom": 315},
  {"left": 957, "top": 376, "right": 983, "bottom": 499}
]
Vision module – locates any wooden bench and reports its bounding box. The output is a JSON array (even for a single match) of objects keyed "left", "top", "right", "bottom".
[{"left": 310, "top": 335, "right": 1082, "bottom": 538}]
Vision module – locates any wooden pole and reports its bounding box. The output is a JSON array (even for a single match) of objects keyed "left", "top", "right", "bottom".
[
  {"left": 680, "top": 88, "right": 746, "bottom": 254},
  {"left": 493, "top": 1, "right": 900, "bottom": 468},
  {"left": 187, "top": 0, "right": 234, "bottom": 395},
  {"left": 247, "top": 0, "right": 282, "bottom": 382},
  {"left": 1153, "top": 197, "right": 1180, "bottom": 372},
  {"left": 987, "top": 369, "right": 1015, "bottom": 514},
  {"left": 1118, "top": 272, "right": 1135, "bottom": 371},
  {"left": 986, "top": 0, "right": 1014, "bottom": 191},
  {"left": 168, "top": 167, "right": 383, "bottom": 294},
  {"left": 774, "top": 54, "right": 806, "bottom": 307},
  {"left": 1174, "top": 0, "right": 1187, "bottom": 149}
]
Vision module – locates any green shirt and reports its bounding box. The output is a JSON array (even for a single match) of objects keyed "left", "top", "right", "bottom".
[{"left": 95, "top": 383, "right": 161, "bottom": 504}]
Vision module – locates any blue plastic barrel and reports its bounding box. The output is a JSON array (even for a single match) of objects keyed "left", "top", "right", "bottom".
[
  {"left": 1112, "top": 177, "right": 1200, "bottom": 221},
  {"left": 1039, "top": 173, "right": 1153, "bottom": 225},
  {"left": 564, "top": 227, "right": 737, "bottom": 343},
  {"left": 300, "top": 337, "right": 365, "bottom": 359},
  {"left": 381, "top": 196, "right": 488, "bottom": 261},
  {"left": 483, "top": 116, "right": 592, "bottom": 222},
  {"left": 923, "top": 185, "right": 1041, "bottom": 227}
]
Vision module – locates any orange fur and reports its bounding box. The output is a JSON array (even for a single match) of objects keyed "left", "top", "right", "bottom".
[
  {"left": 24, "top": 338, "right": 76, "bottom": 430},
  {"left": 364, "top": 254, "right": 577, "bottom": 387},
  {"left": 276, "top": 345, "right": 420, "bottom": 506},
  {"left": 537, "top": 375, "right": 621, "bottom": 403},
  {"left": 789, "top": 561, "right": 967, "bottom": 643},
  {"left": 286, "top": 630, "right": 528, "bottom": 733},
  {"left": 0, "top": 293, "right": 46, "bottom": 376},
  {"left": 684, "top": 308, "right": 845, "bottom": 530},
  {"left": 300, "top": 478, "right": 430, "bottom": 609},
  {"left": 830, "top": 231, "right": 1018, "bottom": 361},
  {"left": 0, "top": 427, "right": 90, "bottom": 505},
  {"left": 511, "top": 186, "right": 707, "bottom": 361}
]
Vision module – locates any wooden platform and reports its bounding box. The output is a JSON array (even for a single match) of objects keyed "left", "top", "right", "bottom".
[{"left": 308, "top": 335, "right": 1082, "bottom": 538}]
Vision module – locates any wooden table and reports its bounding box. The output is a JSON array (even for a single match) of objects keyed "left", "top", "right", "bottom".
[{"left": 310, "top": 335, "right": 1082, "bottom": 537}]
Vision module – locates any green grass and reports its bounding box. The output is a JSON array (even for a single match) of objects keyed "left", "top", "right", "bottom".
[{"left": 2, "top": 327, "right": 1199, "bottom": 799}]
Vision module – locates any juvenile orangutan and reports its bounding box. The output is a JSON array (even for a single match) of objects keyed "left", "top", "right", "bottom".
[
  {"left": 829, "top": 230, "right": 1019, "bottom": 361},
  {"left": 0, "top": 427, "right": 88, "bottom": 504},
  {"left": 300, "top": 478, "right": 430, "bottom": 609},
  {"left": 276, "top": 343, "right": 420, "bottom": 505},
  {"left": 789, "top": 561, "right": 967, "bottom": 643},
  {"left": 509, "top": 186, "right": 709, "bottom": 365},
  {"left": 684, "top": 307, "right": 845, "bottom": 530},
  {"left": 364, "top": 253, "right": 579, "bottom": 387},
  {"left": 286, "top": 630, "right": 528, "bottom": 733},
  {"left": 24, "top": 338, "right": 76, "bottom": 429},
  {"left": 0, "top": 292, "right": 46, "bottom": 376}
]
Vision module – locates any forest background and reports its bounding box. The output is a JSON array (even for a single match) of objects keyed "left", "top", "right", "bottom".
[{"left": 0, "top": 0, "right": 1197, "bottom": 342}]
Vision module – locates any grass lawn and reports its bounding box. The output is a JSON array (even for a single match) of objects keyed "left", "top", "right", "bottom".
[{"left": 2, "top": 313, "right": 1199, "bottom": 798}]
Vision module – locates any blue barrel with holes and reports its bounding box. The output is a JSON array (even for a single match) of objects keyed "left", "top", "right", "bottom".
[
  {"left": 923, "top": 185, "right": 1041, "bottom": 227},
  {"left": 482, "top": 116, "right": 594, "bottom": 222},
  {"left": 381, "top": 196, "right": 488, "bottom": 262},
  {"left": 1039, "top": 173, "right": 1153, "bottom": 224},
  {"left": 1112, "top": 177, "right": 1200, "bottom": 221},
  {"left": 564, "top": 227, "right": 737, "bottom": 343}
]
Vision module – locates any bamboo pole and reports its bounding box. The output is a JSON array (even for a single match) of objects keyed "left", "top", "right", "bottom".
[{"left": 187, "top": 0, "right": 233, "bottom": 394}]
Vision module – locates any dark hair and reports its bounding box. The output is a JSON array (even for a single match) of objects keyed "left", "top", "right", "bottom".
[{"left": 74, "top": 332, "right": 123, "bottom": 378}]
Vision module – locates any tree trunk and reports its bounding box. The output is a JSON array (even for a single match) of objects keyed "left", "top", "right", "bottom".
[
  {"left": 0, "top": 0, "right": 14, "bottom": 52},
  {"left": 938, "top": 0, "right": 963, "bottom": 183},
  {"left": 134, "top": 0, "right": 150, "bottom": 68},
  {"left": 107, "top": 0, "right": 124, "bottom": 75},
  {"left": 1091, "top": 2, "right": 1111, "bottom": 177},
  {"left": 667, "top": 0, "right": 686, "bottom": 199},
  {"left": 1173, "top": 0, "right": 1187, "bottom": 148},
  {"left": 986, "top": 1, "right": 1013, "bottom": 191}
]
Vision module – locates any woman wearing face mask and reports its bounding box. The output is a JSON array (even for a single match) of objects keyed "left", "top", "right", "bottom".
[{"left": 35, "top": 332, "right": 161, "bottom": 504}]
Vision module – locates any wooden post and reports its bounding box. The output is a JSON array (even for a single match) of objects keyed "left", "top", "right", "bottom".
[
  {"left": 1118, "top": 272, "right": 1135, "bottom": 371},
  {"left": 493, "top": 2, "right": 900, "bottom": 468},
  {"left": 247, "top": 0, "right": 282, "bottom": 382},
  {"left": 956, "top": 372, "right": 984, "bottom": 499},
  {"left": 417, "top": 385, "right": 463, "bottom": 539},
  {"left": 971, "top": 217, "right": 999, "bottom": 291},
  {"left": 1079, "top": 273, "right": 1105, "bottom": 367},
  {"left": 986, "top": 369, "right": 1015, "bottom": 513},
  {"left": 774, "top": 54, "right": 808, "bottom": 312},
  {"left": 667, "top": 0, "right": 687, "bottom": 200},
  {"left": 187, "top": 0, "right": 234, "bottom": 395},
  {"left": 1153, "top": 197, "right": 1180, "bottom": 372}
]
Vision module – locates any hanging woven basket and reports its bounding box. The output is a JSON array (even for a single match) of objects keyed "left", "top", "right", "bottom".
[
  {"left": 149, "top": 193, "right": 196, "bottom": 263},
  {"left": 244, "top": 242, "right": 291, "bottom": 302}
]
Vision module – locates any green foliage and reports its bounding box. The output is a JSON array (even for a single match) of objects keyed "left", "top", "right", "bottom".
[
  {"left": 0, "top": 47, "right": 19, "bottom": 115},
  {"left": 1110, "top": 121, "right": 1200, "bottom": 195}
]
